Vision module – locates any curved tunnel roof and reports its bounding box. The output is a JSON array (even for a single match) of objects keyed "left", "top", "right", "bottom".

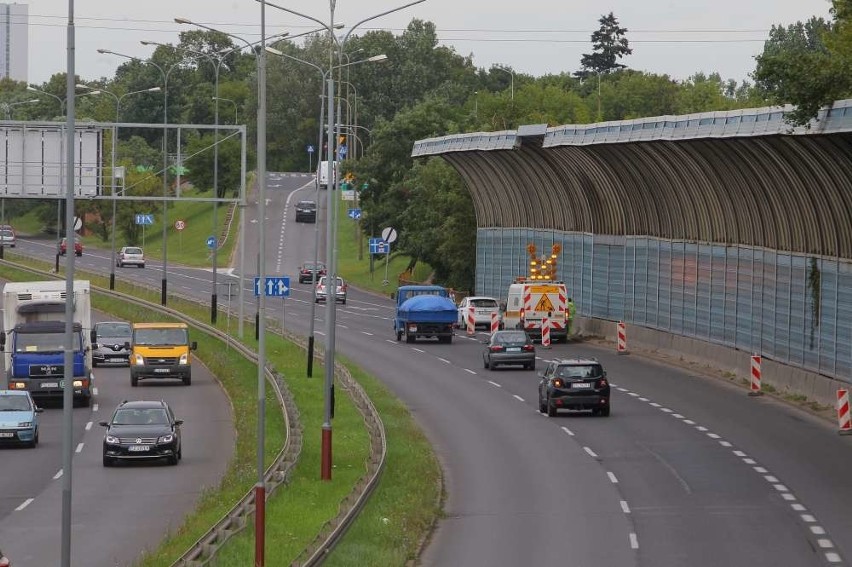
[{"left": 412, "top": 100, "right": 852, "bottom": 258}]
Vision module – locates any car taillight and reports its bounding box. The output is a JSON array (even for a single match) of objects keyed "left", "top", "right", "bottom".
[
  {"left": 489, "top": 345, "right": 504, "bottom": 352},
  {"left": 522, "top": 345, "right": 535, "bottom": 352}
]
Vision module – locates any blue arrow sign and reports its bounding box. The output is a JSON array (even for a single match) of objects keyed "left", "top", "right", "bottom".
[
  {"left": 347, "top": 208, "right": 361, "bottom": 220},
  {"left": 254, "top": 276, "right": 291, "bottom": 297},
  {"left": 206, "top": 236, "right": 217, "bottom": 249},
  {"left": 135, "top": 213, "right": 154, "bottom": 225}
]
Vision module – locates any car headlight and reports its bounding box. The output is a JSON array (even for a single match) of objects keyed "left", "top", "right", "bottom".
[
  {"left": 17, "top": 421, "right": 33, "bottom": 428},
  {"left": 158, "top": 434, "right": 174, "bottom": 444},
  {"left": 179, "top": 353, "right": 188, "bottom": 365},
  {"left": 72, "top": 380, "right": 83, "bottom": 387},
  {"left": 105, "top": 435, "right": 119, "bottom": 444},
  {"left": 134, "top": 354, "right": 144, "bottom": 365}
]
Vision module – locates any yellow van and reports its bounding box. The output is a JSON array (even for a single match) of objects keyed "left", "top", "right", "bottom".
[{"left": 128, "top": 322, "right": 197, "bottom": 387}]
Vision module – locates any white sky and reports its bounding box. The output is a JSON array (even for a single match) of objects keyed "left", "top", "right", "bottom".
[{"left": 21, "top": 0, "right": 833, "bottom": 86}]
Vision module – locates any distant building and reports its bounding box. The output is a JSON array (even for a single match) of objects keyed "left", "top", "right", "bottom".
[{"left": 0, "top": 3, "right": 27, "bottom": 82}]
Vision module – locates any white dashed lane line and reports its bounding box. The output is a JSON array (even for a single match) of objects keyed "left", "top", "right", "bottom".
[
  {"left": 487, "top": 380, "right": 501, "bottom": 388},
  {"left": 629, "top": 533, "right": 639, "bottom": 549},
  {"left": 75, "top": 443, "right": 84, "bottom": 453},
  {"left": 620, "top": 500, "right": 631, "bottom": 514},
  {"left": 360, "top": 331, "right": 373, "bottom": 336},
  {"left": 584, "top": 446, "right": 598, "bottom": 458},
  {"left": 438, "top": 358, "right": 451, "bottom": 364},
  {"left": 15, "top": 498, "right": 34, "bottom": 511},
  {"left": 464, "top": 368, "right": 476, "bottom": 375},
  {"left": 92, "top": 403, "right": 99, "bottom": 412},
  {"left": 53, "top": 469, "right": 63, "bottom": 480},
  {"left": 560, "top": 426, "right": 574, "bottom": 436},
  {"left": 412, "top": 348, "right": 425, "bottom": 354},
  {"left": 85, "top": 421, "right": 92, "bottom": 431},
  {"left": 512, "top": 395, "right": 524, "bottom": 402},
  {"left": 607, "top": 471, "right": 619, "bottom": 484}
]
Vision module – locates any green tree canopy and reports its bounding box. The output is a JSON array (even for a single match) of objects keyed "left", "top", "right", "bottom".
[{"left": 576, "top": 12, "right": 632, "bottom": 79}]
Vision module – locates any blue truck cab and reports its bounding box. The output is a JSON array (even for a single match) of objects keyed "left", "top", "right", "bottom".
[
  {"left": 2, "top": 321, "right": 92, "bottom": 407},
  {"left": 394, "top": 285, "right": 458, "bottom": 344}
]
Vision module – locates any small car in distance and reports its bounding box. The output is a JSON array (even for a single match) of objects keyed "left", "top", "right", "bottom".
[
  {"left": 457, "top": 296, "right": 501, "bottom": 330},
  {"left": 315, "top": 275, "right": 347, "bottom": 304},
  {"left": 298, "top": 261, "right": 327, "bottom": 284},
  {"left": 0, "top": 390, "right": 43, "bottom": 448},
  {"left": 538, "top": 358, "right": 611, "bottom": 417},
  {"left": 0, "top": 227, "right": 16, "bottom": 247},
  {"left": 59, "top": 236, "right": 83, "bottom": 256},
  {"left": 295, "top": 200, "right": 317, "bottom": 223},
  {"left": 0, "top": 547, "right": 10, "bottom": 566},
  {"left": 117, "top": 246, "right": 145, "bottom": 268},
  {"left": 100, "top": 399, "right": 183, "bottom": 466},
  {"left": 483, "top": 330, "right": 536, "bottom": 371},
  {"left": 91, "top": 321, "right": 133, "bottom": 367}
]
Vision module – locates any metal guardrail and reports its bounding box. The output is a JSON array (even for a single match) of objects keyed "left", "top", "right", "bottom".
[{"left": 1, "top": 255, "right": 388, "bottom": 566}]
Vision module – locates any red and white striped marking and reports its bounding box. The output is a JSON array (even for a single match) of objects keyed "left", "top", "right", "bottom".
[
  {"left": 466, "top": 306, "right": 475, "bottom": 335},
  {"left": 541, "top": 317, "right": 551, "bottom": 347},
  {"left": 616, "top": 321, "right": 628, "bottom": 354},
  {"left": 837, "top": 389, "right": 851, "bottom": 435},
  {"left": 749, "top": 355, "right": 763, "bottom": 396},
  {"left": 490, "top": 311, "right": 500, "bottom": 334}
]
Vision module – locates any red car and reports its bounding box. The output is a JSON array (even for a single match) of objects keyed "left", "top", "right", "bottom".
[{"left": 59, "top": 236, "right": 83, "bottom": 256}]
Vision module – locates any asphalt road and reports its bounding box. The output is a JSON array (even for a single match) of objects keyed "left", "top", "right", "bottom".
[
  {"left": 0, "top": 309, "right": 234, "bottom": 567},
  {"left": 6, "top": 171, "right": 852, "bottom": 566}
]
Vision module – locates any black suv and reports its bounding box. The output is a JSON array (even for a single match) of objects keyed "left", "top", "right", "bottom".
[
  {"left": 295, "top": 200, "right": 317, "bottom": 223},
  {"left": 538, "top": 357, "right": 611, "bottom": 417},
  {"left": 100, "top": 400, "right": 183, "bottom": 466}
]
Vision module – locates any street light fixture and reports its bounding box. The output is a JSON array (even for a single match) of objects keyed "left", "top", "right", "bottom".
[
  {"left": 1, "top": 98, "right": 39, "bottom": 119},
  {"left": 213, "top": 96, "right": 238, "bottom": 124},
  {"left": 494, "top": 65, "right": 514, "bottom": 101}
]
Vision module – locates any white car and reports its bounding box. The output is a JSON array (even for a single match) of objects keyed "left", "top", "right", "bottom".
[
  {"left": 117, "top": 246, "right": 145, "bottom": 268},
  {"left": 315, "top": 275, "right": 347, "bottom": 304},
  {"left": 457, "top": 296, "right": 502, "bottom": 330}
]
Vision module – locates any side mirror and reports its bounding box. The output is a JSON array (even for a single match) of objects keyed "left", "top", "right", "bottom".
[
  {"left": 91, "top": 343, "right": 99, "bottom": 350},
  {"left": 190, "top": 341, "right": 198, "bottom": 351},
  {"left": 90, "top": 329, "right": 97, "bottom": 342},
  {"left": 123, "top": 341, "right": 131, "bottom": 350},
  {"left": 98, "top": 420, "right": 109, "bottom": 427},
  {"left": 174, "top": 419, "right": 184, "bottom": 426},
  {"left": 35, "top": 407, "right": 44, "bottom": 413}
]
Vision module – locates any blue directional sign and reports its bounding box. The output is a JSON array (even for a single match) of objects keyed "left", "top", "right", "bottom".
[
  {"left": 135, "top": 213, "right": 154, "bottom": 225},
  {"left": 206, "top": 236, "right": 217, "bottom": 249},
  {"left": 347, "top": 208, "right": 362, "bottom": 220},
  {"left": 369, "top": 237, "right": 389, "bottom": 255},
  {"left": 254, "top": 276, "right": 291, "bottom": 297},
  {"left": 307, "top": 144, "right": 315, "bottom": 154}
]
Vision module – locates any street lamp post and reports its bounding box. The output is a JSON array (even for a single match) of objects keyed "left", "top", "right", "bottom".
[
  {"left": 494, "top": 65, "right": 514, "bottom": 101},
  {"left": 259, "top": 0, "right": 425, "bottom": 483},
  {"left": 1, "top": 98, "right": 39, "bottom": 119},
  {"left": 213, "top": 96, "right": 238, "bottom": 124},
  {"left": 76, "top": 83, "right": 161, "bottom": 289}
]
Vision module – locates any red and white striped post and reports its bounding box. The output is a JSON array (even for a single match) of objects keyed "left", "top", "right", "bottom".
[
  {"left": 490, "top": 311, "right": 500, "bottom": 335},
  {"left": 837, "top": 389, "right": 852, "bottom": 435},
  {"left": 748, "top": 354, "right": 763, "bottom": 396},
  {"left": 616, "top": 321, "right": 628, "bottom": 355},
  {"left": 466, "top": 306, "right": 475, "bottom": 336},
  {"left": 541, "top": 317, "right": 551, "bottom": 348}
]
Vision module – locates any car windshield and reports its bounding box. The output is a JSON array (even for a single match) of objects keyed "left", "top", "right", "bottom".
[
  {"left": 298, "top": 201, "right": 316, "bottom": 208},
  {"left": 471, "top": 298, "right": 498, "bottom": 308},
  {"left": 96, "top": 323, "right": 132, "bottom": 338},
  {"left": 494, "top": 332, "right": 528, "bottom": 344},
  {"left": 133, "top": 328, "right": 188, "bottom": 345},
  {"left": 113, "top": 408, "right": 169, "bottom": 425},
  {"left": 15, "top": 332, "right": 81, "bottom": 353},
  {"left": 124, "top": 247, "right": 142, "bottom": 255},
  {"left": 0, "top": 395, "right": 31, "bottom": 411},
  {"left": 555, "top": 365, "right": 602, "bottom": 379}
]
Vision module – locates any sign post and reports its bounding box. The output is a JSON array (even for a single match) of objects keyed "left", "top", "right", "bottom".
[
  {"left": 135, "top": 213, "right": 154, "bottom": 249},
  {"left": 380, "top": 227, "right": 398, "bottom": 287},
  {"left": 174, "top": 219, "right": 186, "bottom": 252}
]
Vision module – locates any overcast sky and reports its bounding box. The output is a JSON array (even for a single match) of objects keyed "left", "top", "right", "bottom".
[{"left": 22, "top": 0, "right": 832, "bottom": 86}]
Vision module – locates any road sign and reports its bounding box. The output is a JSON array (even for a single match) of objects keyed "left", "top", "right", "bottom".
[
  {"left": 135, "top": 213, "right": 154, "bottom": 225},
  {"left": 174, "top": 220, "right": 186, "bottom": 231},
  {"left": 73, "top": 216, "right": 83, "bottom": 231},
  {"left": 381, "top": 226, "right": 398, "bottom": 243},
  {"left": 206, "top": 236, "right": 217, "bottom": 249},
  {"left": 254, "top": 276, "right": 291, "bottom": 297},
  {"left": 337, "top": 144, "right": 347, "bottom": 159},
  {"left": 369, "top": 237, "right": 390, "bottom": 255},
  {"left": 347, "top": 208, "right": 362, "bottom": 220},
  {"left": 307, "top": 144, "right": 315, "bottom": 154}
]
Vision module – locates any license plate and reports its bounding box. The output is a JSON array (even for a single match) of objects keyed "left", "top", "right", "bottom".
[
  {"left": 571, "top": 382, "right": 592, "bottom": 389},
  {"left": 153, "top": 368, "right": 170, "bottom": 373},
  {"left": 0, "top": 432, "right": 14, "bottom": 438},
  {"left": 128, "top": 445, "right": 150, "bottom": 452},
  {"left": 41, "top": 382, "right": 59, "bottom": 388},
  {"left": 506, "top": 347, "right": 521, "bottom": 352}
]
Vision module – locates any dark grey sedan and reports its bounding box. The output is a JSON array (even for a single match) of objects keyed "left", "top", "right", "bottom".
[
  {"left": 482, "top": 330, "right": 536, "bottom": 371},
  {"left": 91, "top": 321, "right": 132, "bottom": 367}
]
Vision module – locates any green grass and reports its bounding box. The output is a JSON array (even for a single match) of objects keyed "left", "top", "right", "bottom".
[{"left": 3, "top": 208, "right": 44, "bottom": 236}]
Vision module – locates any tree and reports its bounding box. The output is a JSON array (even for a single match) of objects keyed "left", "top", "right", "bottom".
[{"left": 575, "top": 12, "right": 632, "bottom": 79}]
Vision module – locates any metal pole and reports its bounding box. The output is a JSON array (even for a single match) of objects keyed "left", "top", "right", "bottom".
[
  {"left": 61, "top": 2, "right": 76, "bottom": 565},
  {"left": 322, "top": 47, "right": 336, "bottom": 482},
  {"left": 161, "top": 75, "right": 168, "bottom": 305},
  {"left": 255, "top": 1, "right": 268, "bottom": 563},
  {"left": 307, "top": 84, "right": 325, "bottom": 377},
  {"left": 212, "top": 66, "right": 221, "bottom": 324},
  {"left": 109, "top": 117, "right": 117, "bottom": 289},
  {"left": 238, "top": 125, "right": 246, "bottom": 339}
]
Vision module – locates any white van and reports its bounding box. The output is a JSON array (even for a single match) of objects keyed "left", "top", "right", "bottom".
[{"left": 317, "top": 161, "right": 338, "bottom": 190}]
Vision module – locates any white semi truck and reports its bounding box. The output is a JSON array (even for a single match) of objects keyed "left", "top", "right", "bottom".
[{"left": 1, "top": 280, "right": 94, "bottom": 407}]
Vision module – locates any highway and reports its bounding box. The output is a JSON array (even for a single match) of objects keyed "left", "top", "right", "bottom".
[{"left": 5, "top": 171, "right": 852, "bottom": 566}]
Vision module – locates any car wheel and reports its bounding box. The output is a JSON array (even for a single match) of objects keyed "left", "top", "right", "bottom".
[
  {"left": 183, "top": 374, "right": 191, "bottom": 386},
  {"left": 547, "top": 397, "right": 557, "bottom": 417},
  {"left": 405, "top": 333, "right": 415, "bottom": 344},
  {"left": 483, "top": 356, "right": 489, "bottom": 369},
  {"left": 599, "top": 404, "right": 611, "bottom": 417},
  {"left": 92, "top": 360, "right": 99, "bottom": 368},
  {"left": 178, "top": 446, "right": 182, "bottom": 460},
  {"left": 131, "top": 374, "right": 138, "bottom": 387},
  {"left": 341, "top": 299, "right": 346, "bottom": 305},
  {"left": 396, "top": 330, "right": 402, "bottom": 342},
  {"left": 538, "top": 396, "right": 547, "bottom": 413},
  {"left": 167, "top": 454, "right": 178, "bottom": 466},
  {"left": 103, "top": 455, "right": 113, "bottom": 467},
  {"left": 76, "top": 252, "right": 82, "bottom": 257},
  {"left": 117, "top": 261, "right": 122, "bottom": 268},
  {"left": 528, "top": 361, "right": 536, "bottom": 371},
  {"left": 139, "top": 264, "right": 144, "bottom": 268},
  {"left": 488, "top": 359, "right": 496, "bottom": 371}
]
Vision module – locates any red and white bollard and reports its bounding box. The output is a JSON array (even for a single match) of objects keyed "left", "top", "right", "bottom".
[
  {"left": 748, "top": 354, "right": 763, "bottom": 396},
  {"left": 466, "top": 306, "right": 476, "bottom": 336},
  {"left": 616, "top": 321, "right": 628, "bottom": 355},
  {"left": 837, "top": 389, "right": 852, "bottom": 435},
  {"left": 490, "top": 311, "right": 500, "bottom": 335},
  {"left": 541, "top": 317, "right": 551, "bottom": 348}
]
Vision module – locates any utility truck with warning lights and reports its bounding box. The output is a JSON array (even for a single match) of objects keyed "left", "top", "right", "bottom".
[
  {"left": 1, "top": 280, "right": 94, "bottom": 407},
  {"left": 502, "top": 244, "right": 570, "bottom": 342}
]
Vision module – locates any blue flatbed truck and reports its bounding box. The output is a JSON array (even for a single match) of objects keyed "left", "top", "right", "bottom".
[{"left": 394, "top": 285, "right": 458, "bottom": 344}]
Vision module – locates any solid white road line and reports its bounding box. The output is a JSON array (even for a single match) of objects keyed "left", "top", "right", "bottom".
[{"left": 15, "top": 498, "right": 34, "bottom": 511}]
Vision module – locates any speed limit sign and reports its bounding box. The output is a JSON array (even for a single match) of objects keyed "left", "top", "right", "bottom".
[{"left": 174, "top": 220, "right": 186, "bottom": 231}]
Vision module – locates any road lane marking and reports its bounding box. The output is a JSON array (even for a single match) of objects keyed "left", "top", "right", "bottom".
[
  {"left": 802, "top": 514, "right": 816, "bottom": 523},
  {"left": 53, "top": 470, "right": 63, "bottom": 480},
  {"left": 560, "top": 426, "right": 574, "bottom": 436},
  {"left": 791, "top": 503, "right": 806, "bottom": 511},
  {"left": 672, "top": 413, "right": 684, "bottom": 419},
  {"left": 385, "top": 339, "right": 396, "bottom": 344},
  {"left": 513, "top": 395, "right": 524, "bottom": 402},
  {"left": 764, "top": 475, "right": 779, "bottom": 483},
  {"left": 826, "top": 552, "right": 842, "bottom": 563},
  {"left": 773, "top": 484, "right": 789, "bottom": 492},
  {"left": 683, "top": 419, "right": 695, "bottom": 425},
  {"left": 743, "top": 458, "right": 757, "bottom": 465},
  {"left": 719, "top": 441, "right": 732, "bottom": 447},
  {"left": 753, "top": 466, "right": 767, "bottom": 473},
  {"left": 629, "top": 533, "right": 639, "bottom": 549},
  {"left": 412, "top": 348, "right": 425, "bottom": 353},
  {"left": 781, "top": 493, "right": 796, "bottom": 501},
  {"left": 638, "top": 397, "right": 649, "bottom": 402},
  {"left": 696, "top": 426, "right": 708, "bottom": 432},
  {"left": 15, "top": 498, "right": 34, "bottom": 511},
  {"left": 487, "top": 380, "right": 501, "bottom": 388},
  {"left": 438, "top": 358, "right": 450, "bottom": 364},
  {"left": 75, "top": 443, "right": 84, "bottom": 453},
  {"left": 706, "top": 433, "right": 720, "bottom": 439},
  {"left": 464, "top": 369, "right": 476, "bottom": 375},
  {"left": 649, "top": 402, "right": 661, "bottom": 407},
  {"left": 85, "top": 421, "right": 92, "bottom": 431},
  {"left": 583, "top": 446, "right": 598, "bottom": 458},
  {"left": 628, "top": 392, "right": 639, "bottom": 397},
  {"left": 620, "top": 500, "right": 631, "bottom": 513},
  {"left": 660, "top": 407, "right": 673, "bottom": 413},
  {"left": 811, "top": 526, "right": 826, "bottom": 535},
  {"left": 92, "top": 387, "right": 98, "bottom": 396},
  {"left": 92, "top": 403, "right": 99, "bottom": 412},
  {"left": 818, "top": 539, "right": 834, "bottom": 549},
  {"left": 607, "top": 471, "right": 618, "bottom": 484},
  {"left": 360, "top": 331, "right": 374, "bottom": 336},
  {"left": 733, "top": 450, "right": 747, "bottom": 457}
]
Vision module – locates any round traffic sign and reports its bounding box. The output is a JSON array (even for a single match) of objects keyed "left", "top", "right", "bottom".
[
  {"left": 206, "top": 236, "right": 217, "bottom": 249},
  {"left": 381, "top": 227, "right": 398, "bottom": 243},
  {"left": 174, "top": 220, "right": 186, "bottom": 231},
  {"left": 73, "top": 216, "right": 83, "bottom": 231}
]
